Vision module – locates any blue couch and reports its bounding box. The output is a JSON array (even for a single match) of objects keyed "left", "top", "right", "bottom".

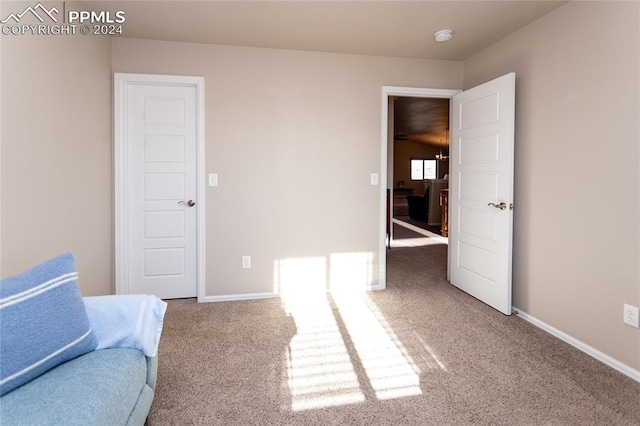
[
  {"left": 0, "top": 253, "right": 165, "bottom": 425},
  {"left": 0, "top": 348, "right": 158, "bottom": 425}
]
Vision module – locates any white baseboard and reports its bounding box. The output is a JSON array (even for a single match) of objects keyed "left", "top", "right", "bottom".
[
  {"left": 200, "top": 285, "right": 386, "bottom": 302},
  {"left": 200, "top": 292, "right": 279, "bottom": 303},
  {"left": 515, "top": 308, "right": 640, "bottom": 383}
]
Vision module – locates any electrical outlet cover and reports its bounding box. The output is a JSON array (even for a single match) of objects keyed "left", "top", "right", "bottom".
[{"left": 623, "top": 304, "right": 639, "bottom": 328}]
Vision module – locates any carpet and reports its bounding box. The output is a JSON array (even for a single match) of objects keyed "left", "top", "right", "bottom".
[
  {"left": 393, "top": 196, "right": 409, "bottom": 217},
  {"left": 392, "top": 223, "right": 427, "bottom": 240},
  {"left": 149, "top": 244, "right": 640, "bottom": 425},
  {"left": 394, "top": 215, "right": 442, "bottom": 235}
]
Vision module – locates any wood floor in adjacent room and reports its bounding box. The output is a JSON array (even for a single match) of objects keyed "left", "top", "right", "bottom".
[{"left": 149, "top": 244, "right": 640, "bottom": 425}]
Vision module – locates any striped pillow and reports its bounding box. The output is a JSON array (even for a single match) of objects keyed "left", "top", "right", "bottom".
[{"left": 0, "top": 252, "right": 98, "bottom": 396}]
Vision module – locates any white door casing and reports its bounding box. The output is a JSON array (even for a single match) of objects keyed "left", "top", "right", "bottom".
[
  {"left": 449, "top": 73, "right": 515, "bottom": 315},
  {"left": 115, "top": 74, "right": 205, "bottom": 300},
  {"left": 379, "top": 86, "right": 461, "bottom": 290}
]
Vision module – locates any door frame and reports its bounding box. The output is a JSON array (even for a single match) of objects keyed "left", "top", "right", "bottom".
[
  {"left": 114, "top": 73, "right": 206, "bottom": 301},
  {"left": 378, "top": 86, "right": 461, "bottom": 290}
]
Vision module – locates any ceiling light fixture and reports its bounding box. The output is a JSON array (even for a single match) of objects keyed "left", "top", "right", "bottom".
[
  {"left": 436, "top": 130, "right": 450, "bottom": 161},
  {"left": 434, "top": 29, "right": 454, "bottom": 43},
  {"left": 435, "top": 150, "right": 449, "bottom": 161}
]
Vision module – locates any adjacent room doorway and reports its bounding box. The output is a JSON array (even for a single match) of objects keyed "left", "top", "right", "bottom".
[{"left": 380, "top": 73, "right": 515, "bottom": 315}]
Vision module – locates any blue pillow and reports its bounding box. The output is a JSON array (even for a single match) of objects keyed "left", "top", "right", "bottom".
[{"left": 0, "top": 252, "right": 98, "bottom": 396}]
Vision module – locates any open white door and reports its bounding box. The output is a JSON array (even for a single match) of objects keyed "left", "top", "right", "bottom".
[{"left": 449, "top": 73, "right": 515, "bottom": 315}]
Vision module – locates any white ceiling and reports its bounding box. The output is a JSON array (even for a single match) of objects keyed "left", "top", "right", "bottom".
[{"left": 87, "top": 0, "right": 568, "bottom": 61}]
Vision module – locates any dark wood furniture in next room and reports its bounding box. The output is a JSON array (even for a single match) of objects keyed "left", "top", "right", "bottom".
[{"left": 440, "top": 189, "right": 448, "bottom": 237}]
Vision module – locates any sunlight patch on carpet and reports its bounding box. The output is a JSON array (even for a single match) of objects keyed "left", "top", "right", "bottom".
[
  {"left": 274, "top": 253, "right": 445, "bottom": 411},
  {"left": 391, "top": 218, "right": 448, "bottom": 248},
  {"left": 332, "top": 292, "right": 423, "bottom": 400},
  {"left": 276, "top": 257, "right": 365, "bottom": 411},
  {"left": 391, "top": 237, "right": 444, "bottom": 248}
]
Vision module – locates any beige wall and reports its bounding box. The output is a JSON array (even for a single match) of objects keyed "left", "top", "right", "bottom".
[
  {"left": 464, "top": 1, "right": 640, "bottom": 370},
  {"left": 1, "top": 28, "right": 113, "bottom": 295},
  {"left": 1, "top": 31, "right": 462, "bottom": 297},
  {"left": 111, "top": 38, "right": 463, "bottom": 297}
]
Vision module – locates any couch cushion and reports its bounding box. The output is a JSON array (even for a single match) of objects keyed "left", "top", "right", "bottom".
[
  {"left": 0, "top": 252, "right": 98, "bottom": 396},
  {"left": 0, "top": 348, "right": 150, "bottom": 426}
]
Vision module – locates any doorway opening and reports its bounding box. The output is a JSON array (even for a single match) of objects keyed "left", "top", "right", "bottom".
[
  {"left": 391, "top": 95, "right": 450, "bottom": 244},
  {"left": 380, "top": 74, "right": 516, "bottom": 314},
  {"left": 378, "top": 87, "right": 459, "bottom": 290}
]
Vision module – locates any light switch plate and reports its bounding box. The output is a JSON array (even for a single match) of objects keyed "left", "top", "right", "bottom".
[
  {"left": 370, "top": 173, "right": 379, "bottom": 186},
  {"left": 208, "top": 173, "right": 218, "bottom": 187}
]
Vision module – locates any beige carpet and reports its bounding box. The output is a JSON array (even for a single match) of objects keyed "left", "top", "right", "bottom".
[
  {"left": 149, "top": 244, "right": 640, "bottom": 425},
  {"left": 392, "top": 223, "right": 426, "bottom": 240}
]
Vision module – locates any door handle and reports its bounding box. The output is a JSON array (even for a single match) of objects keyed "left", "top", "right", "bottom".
[
  {"left": 488, "top": 202, "right": 507, "bottom": 211},
  {"left": 178, "top": 200, "right": 196, "bottom": 207}
]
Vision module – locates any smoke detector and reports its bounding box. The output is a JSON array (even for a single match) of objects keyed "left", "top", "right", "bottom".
[{"left": 434, "top": 29, "right": 454, "bottom": 43}]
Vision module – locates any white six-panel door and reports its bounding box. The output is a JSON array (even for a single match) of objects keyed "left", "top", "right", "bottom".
[
  {"left": 449, "top": 73, "right": 515, "bottom": 315},
  {"left": 115, "top": 74, "right": 204, "bottom": 299}
]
